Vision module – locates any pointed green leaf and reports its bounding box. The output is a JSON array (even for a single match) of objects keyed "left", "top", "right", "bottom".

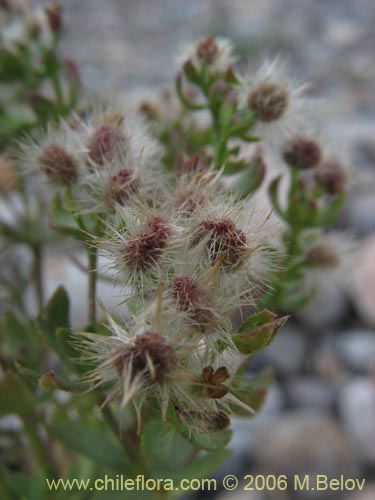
[
  {"left": 0, "top": 372, "right": 34, "bottom": 417},
  {"left": 37, "top": 286, "right": 70, "bottom": 354},
  {"left": 39, "top": 371, "right": 90, "bottom": 393},
  {"left": 231, "top": 156, "right": 265, "bottom": 199},
  {"left": 233, "top": 310, "right": 289, "bottom": 355},
  {"left": 269, "top": 175, "right": 287, "bottom": 220},
  {"left": 167, "top": 449, "right": 231, "bottom": 483}
]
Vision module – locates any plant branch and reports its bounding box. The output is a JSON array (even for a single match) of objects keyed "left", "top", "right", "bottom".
[
  {"left": 87, "top": 247, "right": 97, "bottom": 326},
  {"left": 32, "top": 244, "right": 44, "bottom": 314}
]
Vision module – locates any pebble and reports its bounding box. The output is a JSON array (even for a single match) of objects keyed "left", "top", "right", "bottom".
[
  {"left": 334, "top": 330, "right": 375, "bottom": 373},
  {"left": 262, "top": 325, "right": 306, "bottom": 375},
  {"left": 338, "top": 378, "right": 375, "bottom": 464},
  {"left": 286, "top": 377, "right": 335, "bottom": 411},
  {"left": 298, "top": 287, "right": 348, "bottom": 328},
  {"left": 253, "top": 412, "right": 358, "bottom": 498},
  {"left": 350, "top": 235, "right": 375, "bottom": 326}
]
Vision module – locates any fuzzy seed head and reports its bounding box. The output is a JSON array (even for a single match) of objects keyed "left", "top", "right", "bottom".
[
  {"left": 88, "top": 125, "right": 126, "bottom": 166},
  {"left": 248, "top": 82, "right": 289, "bottom": 122},
  {"left": 196, "top": 37, "right": 219, "bottom": 64},
  {"left": 306, "top": 245, "right": 340, "bottom": 269},
  {"left": 283, "top": 137, "right": 321, "bottom": 169},
  {"left": 38, "top": 144, "right": 77, "bottom": 185},
  {"left": 180, "top": 155, "right": 207, "bottom": 174},
  {"left": 170, "top": 276, "right": 219, "bottom": 329},
  {"left": 114, "top": 331, "right": 177, "bottom": 384},
  {"left": 123, "top": 216, "right": 170, "bottom": 272},
  {"left": 105, "top": 169, "right": 140, "bottom": 208},
  {"left": 191, "top": 219, "right": 248, "bottom": 270},
  {"left": 174, "top": 188, "right": 206, "bottom": 215}
]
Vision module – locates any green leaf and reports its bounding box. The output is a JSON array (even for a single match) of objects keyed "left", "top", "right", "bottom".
[
  {"left": 27, "top": 93, "right": 59, "bottom": 122},
  {"left": 0, "top": 372, "right": 34, "bottom": 417},
  {"left": 317, "top": 193, "right": 345, "bottom": 227},
  {"left": 179, "top": 426, "right": 232, "bottom": 451},
  {"left": 14, "top": 362, "right": 40, "bottom": 391},
  {"left": 5, "top": 473, "right": 45, "bottom": 500},
  {"left": 219, "top": 100, "right": 235, "bottom": 130},
  {"left": 2, "top": 310, "right": 38, "bottom": 363},
  {"left": 175, "top": 73, "right": 206, "bottom": 111},
  {"left": 230, "top": 156, "right": 265, "bottom": 199},
  {"left": 279, "top": 288, "right": 317, "bottom": 313},
  {"left": 233, "top": 310, "right": 289, "bottom": 355},
  {"left": 168, "top": 449, "right": 231, "bottom": 483},
  {"left": 37, "top": 286, "right": 70, "bottom": 354},
  {"left": 42, "top": 48, "right": 61, "bottom": 76},
  {"left": 141, "top": 419, "right": 177, "bottom": 465},
  {"left": 269, "top": 175, "right": 287, "bottom": 220},
  {"left": 39, "top": 371, "right": 90, "bottom": 393},
  {"left": 50, "top": 193, "right": 85, "bottom": 240},
  {"left": 182, "top": 60, "right": 201, "bottom": 85},
  {"left": 0, "top": 48, "right": 26, "bottom": 81},
  {"left": 47, "top": 422, "right": 129, "bottom": 471}
]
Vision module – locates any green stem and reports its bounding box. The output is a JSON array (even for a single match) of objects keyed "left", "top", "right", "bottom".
[
  {"left": 51, "top": 71, "right": 64, "bottom": 110},
  {"left": 32, "top": 244, "right": 44, "bottom": 314},
  {"left": 87, "top": 247, "right": 97, "bottom": 326}
]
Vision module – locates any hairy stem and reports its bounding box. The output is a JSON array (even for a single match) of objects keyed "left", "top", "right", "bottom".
[{"left": 87, "top": 247, "right": 97, "bottom": 325}]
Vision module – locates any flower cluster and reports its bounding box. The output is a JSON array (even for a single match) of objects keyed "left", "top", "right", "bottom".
[{"left": 17, "top": 36, "right": 351, "bottom": 438}]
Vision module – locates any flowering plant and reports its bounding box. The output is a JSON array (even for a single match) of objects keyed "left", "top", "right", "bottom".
[{"left": 0, "top": 33, "right": 351, "bottom": 499}]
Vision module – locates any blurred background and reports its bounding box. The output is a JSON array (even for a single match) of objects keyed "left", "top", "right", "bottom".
[{"left": 3, "top": 0, "right": 375, "bottom": 499}]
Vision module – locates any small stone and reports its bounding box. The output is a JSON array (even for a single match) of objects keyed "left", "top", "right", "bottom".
[
  {"left": 345, "top": 484, "right": 375, "bottom": 500},
  {"left": 253, "top": 412, "right": 358, "bottom": 498},
  {"left": 298, "top": 286, "right": 347, "bottom": 328},
  {"left": 287, "top": 377, "right": 335, "bottom": 411},
  {"left": 262, "top": 325, "right": 306, "bottom": 374},
  {"left": 350, "top": 234, "right": 375, "bottom": 325},
  {"left": 338, "top": 378, "right": 375, "bottom": 464},
  {"left": 346, "top": 194, "right": 375, "bottom": 236},
  {"left": 335, "top": 330, "right": 375, "bottom": 373}
]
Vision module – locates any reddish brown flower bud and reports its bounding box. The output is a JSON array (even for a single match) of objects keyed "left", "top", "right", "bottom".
[
  {"left": 105, "top": 169, "right": 140, "bottom": 208},
  {"left": 314, "top": 161, "right": 347, "bottom": 194},
  {"left": 202, "top": 365, "right": 230, "bottom": 399},
  {"left": 45, "top": 4, "right": 63, "bottom": 34},
  {"left": 196, "top": 37, "right": 219, "bottom": 64},
  {"left": 114, "top": 331, "right": 177, "bottom": 384},
  {"left": 38, "top": 144, "right": 77, "bottom": 185},
  {"left": 306, "top": 245, "right": 340, "bottom": 269},
  {"left": 124, "top": 216, "right": 170, "bottom": 272},
  {"left": 248, "top": 83, "right": 289, "bottom": 122},
  {"left": 170, "top": 276, "right": 218, "bottom": 328},
  {"left": 87, "top": 125, "right": 126, "bottom": 166},
  {"left": 180, "top": 155, "right": 207, "bottom": 174},
  {"left": 191, "top": 219, "right": 248, "bottom": 270},
  {"left": 63, "top": 58, "right": 81, "bottom": 86},
  {"left": 283, "top": 137, "right": 321, "bottom": 169}
]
